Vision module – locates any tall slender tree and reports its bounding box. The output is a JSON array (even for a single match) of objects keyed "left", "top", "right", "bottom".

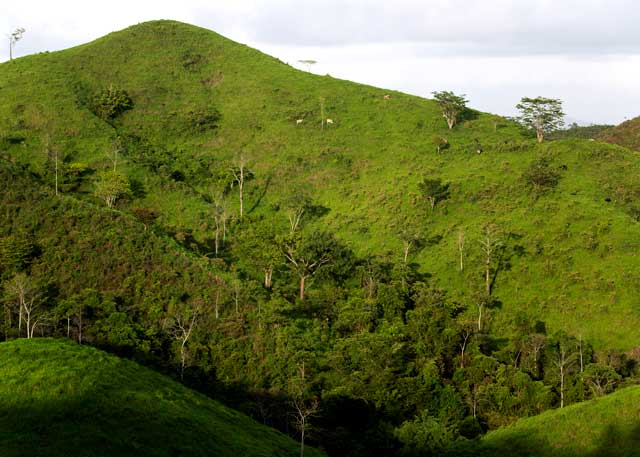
[{"left": 8, "top": 27, "right": 25, "bottom": 61}]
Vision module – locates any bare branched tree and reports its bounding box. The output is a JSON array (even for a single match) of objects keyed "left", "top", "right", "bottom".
[{"left": 8, "top": 27, "right": 25, "bottom": 62}]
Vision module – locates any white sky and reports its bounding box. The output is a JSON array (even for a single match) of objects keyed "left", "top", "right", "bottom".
[{"left": 2, "top": 0, "right": 639, "bottom": 124}]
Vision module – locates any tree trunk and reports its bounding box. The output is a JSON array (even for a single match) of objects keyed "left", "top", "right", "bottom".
[
  {"left": 264, "top": 268, "right": 273, "bottom": 288},
  {"left": 560, "top": 366, "right": 565, "bottom": 408},
  {"left": 78, "top": 308, "right": 83, "bottom": 344},
  {"left": 239, "top": 166, "right": 244, "bottom": 220},
  {"left": 299, "top": 275, "right": 307, "bottom": 300},
  {"left": 403, "top": 242, "right": 410, "bottom": 264},
  {"left": 485, "top": 260, "right": 491, "bottom": 296},
  {"left": 477, "top": 303, "right": 483, "bottom": 332},
  {"left": 55, "top": 151, "right": 59, "bottom": 196},
  {"left": 447, "top": 117, "right": 455, "bottom": 129},
  {"left": 300, "top": 421, "right": 305, "bottom": 457}
]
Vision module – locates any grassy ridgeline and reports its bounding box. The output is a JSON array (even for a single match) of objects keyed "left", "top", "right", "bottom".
[
  {"left": 0, "top": 338, "right": 324, "bottom": 457},
  {"left": 457, "top": 385, "right": 640, "bottom": 457}
]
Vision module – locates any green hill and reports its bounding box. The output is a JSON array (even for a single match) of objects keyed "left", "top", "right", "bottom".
[
  {"left": 463, "top": 385, "right": 640, "bottom": 457},
  {"left": 3, "top": 19, "right": 640, "bottom": 457},
  {"left": 598, "top": 117, "right": 640, "bottom": 151},
  {"left": 0, "top": 338, "right": 324, "bottom": 457},
  {"left": 2, "top": 20, "right": 640, "bottom": 349}
]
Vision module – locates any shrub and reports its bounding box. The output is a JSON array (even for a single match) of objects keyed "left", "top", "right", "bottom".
[
  {"left": 91, "top": 85, "right": 133, "bottom": 120},
  {"left": 523, "top": 157, "right": 561, "bottom": 193}
]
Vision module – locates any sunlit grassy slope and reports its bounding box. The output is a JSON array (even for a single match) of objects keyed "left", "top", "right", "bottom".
[
  {"left": 2, "top": 20, "right": 640, "bottom": 348},
  {"left": 0, "top": 338, "right": 324, "bottom": 457},
  {"left": 465, "top": 385, "right": 640, "bottom": 457}
]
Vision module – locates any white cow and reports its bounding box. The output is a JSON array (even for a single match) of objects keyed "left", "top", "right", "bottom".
[
  {"left": 296, "top": 119, "right": 304, "bottom": 125},
  {"left": 326, "top": 118, "right": 334, "bottom": 125}
]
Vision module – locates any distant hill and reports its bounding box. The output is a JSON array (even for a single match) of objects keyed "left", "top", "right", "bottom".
[
  {"left": 457, "top": 385, "right": 640, "bottom": 457},
  {"left": 0, "top": 338, "right": 324, "bottom": 457},
  {"left": 598, "top": 117, "right": 640, "bottom": 151}
]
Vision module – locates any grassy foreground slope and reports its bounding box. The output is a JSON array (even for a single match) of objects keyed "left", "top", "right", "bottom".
[
  {"left": 0, "top": 338, "right": 324, "bottom": 457},
  {"left": 2, "top": 21, "right": 640, "bottom": 348},
  {"left": 465, "top": 385, "right": 640, "bottom": 457}
]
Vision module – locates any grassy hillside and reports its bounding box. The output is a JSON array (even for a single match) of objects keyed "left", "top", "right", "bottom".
[
  {"left": 462, "top": 385, "right": 640, "bottom": 457},
  {"left": 598, "top": 117, "right": 640, "bottom": 151},
  {"left": 3, "top": 20, "right": 640, "bottom": 349},
  {"left": 0, "top": 338, "right": 324, "bottom": 457}
]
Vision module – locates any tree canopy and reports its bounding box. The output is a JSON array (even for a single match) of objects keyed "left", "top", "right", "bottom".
[
  {"left": 515, "top": 97, "right": 565, "bottom": 143},
  {"left": 432, "top": 91, "right": 468, "bottom": 130}
]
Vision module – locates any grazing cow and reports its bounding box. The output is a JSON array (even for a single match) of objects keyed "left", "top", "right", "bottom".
[
  {"left": 296, "top": 119, "right": 304, "bottom": 125},
  {"left": 383, "top": 94, "right": 391, "bottom": 100},
  {"left": 326, "top": 118, "right": 334, "bottom": 125}
]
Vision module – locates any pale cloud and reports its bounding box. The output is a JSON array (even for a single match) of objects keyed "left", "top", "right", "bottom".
[{"left": 1, "top": 0, "right": 639, "bottom": 124}]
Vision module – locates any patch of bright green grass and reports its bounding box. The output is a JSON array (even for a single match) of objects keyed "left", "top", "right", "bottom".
[{"left": 472, "top": 385, "right": 640, "bottom": 457}]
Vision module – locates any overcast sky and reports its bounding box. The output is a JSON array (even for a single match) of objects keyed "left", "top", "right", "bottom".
[{"left": 2, "top": 0, "right": 639, "bottom": 124}]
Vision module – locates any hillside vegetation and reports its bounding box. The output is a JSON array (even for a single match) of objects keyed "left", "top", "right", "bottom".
[
  {"left": 598, "top": 117, "right": 640, "bottom": 151},
  {"left": 2, "top": 21, "right": 640, "bottom": 348},
  {"left": 0, "top": 338, "right": 324, "bottom": 457},
  {"left": 2, "top": 20, "right": 640, "bottom": 457},
  {"left": 463, "top": 385, "right": 640, "bottom": 457}
]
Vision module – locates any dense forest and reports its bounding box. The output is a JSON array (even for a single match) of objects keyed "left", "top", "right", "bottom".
[{"left": 1, "top": 20, "right": 640, "bottom": 457}]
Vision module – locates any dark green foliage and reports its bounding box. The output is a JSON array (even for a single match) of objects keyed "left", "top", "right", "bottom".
[
  {"left": 419, "top": 178, "right": 450, "bottom": 210},
  {"left": 523, "top": 157, "right": 561, "bottom": 193},
  {"left": 0, "top": 234, "right": 34, "bottom": 277},
  {"left": 91, "top": 85, "right": 133, "bottom": 120},
  {"left": 185, "top": 107, "right": 221, "bottom": 132}
]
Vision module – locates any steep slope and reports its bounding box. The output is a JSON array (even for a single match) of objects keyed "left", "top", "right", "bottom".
[
  {"left": 461, "top": 385, "right": 640, "bottom": 457},
  {"left": 598, "top": 116, "right": 640, "bottom": 151},
  {"left": 0, "top": 338, "right": 324, "bottom": 457},
  {"left": 2, "top": 20, "right": 640, "bottom": 350}
]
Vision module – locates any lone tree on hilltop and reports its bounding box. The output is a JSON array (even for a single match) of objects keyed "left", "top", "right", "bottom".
[
  {"left": 515, "top": 97, "right": 565, "bottom": 143},
  {"left": 298, "top": 59, "right": 317, "bottom": 73},
  {"left": 8, "top": 27, "right": 25, "bottom": 61},
  {"left": 432, "top": 90, "right": 468, "bottom": 129}
]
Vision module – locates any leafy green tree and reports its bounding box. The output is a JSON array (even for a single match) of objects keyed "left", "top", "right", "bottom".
[
  {"left": 523, "top": 156, "right": 561, "bottom": 194},
  {"left": 583, "top": 363, "right": 621, "bottom": 397},
  {"left": 91, "top": 84, "right": 133, "bottom": 120},
  {"left": 432, "top": 91, "right": 468, "bottom": 129},
  {"left": 94, "top": 171, "right": 131, "bottom": 208},
  {"left": 418, "top": 177, "right": 450, "bottom": 211},
  {"left": 236, "top": 220, "right": 282, "bottom": 288},
  {"left": 282, "top": 231, "right": 341, "bottom": 300},
  {"left": 432, "top": 134, "right": 449, "bottom": 153},
  {"left": 515, "top": 97, "right": 565, "bottom": 143}
]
